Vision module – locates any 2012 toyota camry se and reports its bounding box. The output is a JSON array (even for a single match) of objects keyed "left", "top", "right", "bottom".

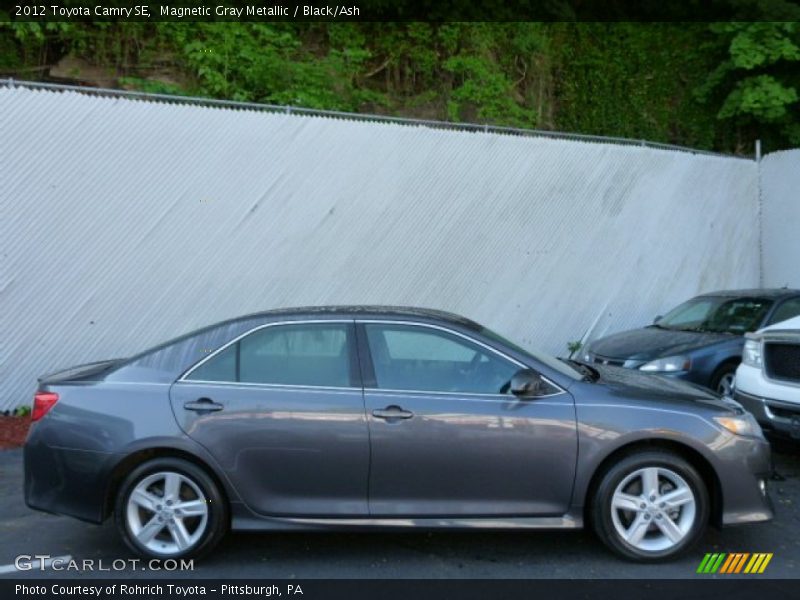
[{"left": 24, "top": 307, "right": 773, "bottom": 562}]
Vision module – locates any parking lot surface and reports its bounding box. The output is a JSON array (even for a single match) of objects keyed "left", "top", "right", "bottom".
[{"left": 1, "top": 443, "right": 798, "bottom": 579}]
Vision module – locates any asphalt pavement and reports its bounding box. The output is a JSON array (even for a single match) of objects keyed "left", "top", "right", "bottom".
[{"left": 1, "top": 443, "right": 798, "bottom": 579}]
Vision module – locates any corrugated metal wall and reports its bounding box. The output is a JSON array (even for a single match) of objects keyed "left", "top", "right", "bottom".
[
  {"left": 0, "top": 85, "right": 761, "bottom": 411},
  {"left": 761, "top": 149, "right": 800, "bottom": 289}
]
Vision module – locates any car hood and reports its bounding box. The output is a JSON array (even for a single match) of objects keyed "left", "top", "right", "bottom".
[
  {"left": 758, "top": 315, "right": 800, "bottom": 334},
  {"left": 590, "top": 363, "right": 729, "bottom": 409},
  {"left": 588, "top": 326, "right": 734, "bottom": 361}
]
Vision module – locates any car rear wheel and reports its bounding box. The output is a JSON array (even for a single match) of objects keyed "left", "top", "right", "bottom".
[
  {"left": 114, "top": 457, "right": 227, "bottom": 560},
  {"left": 591, "top": 451, "right": 709, "bottom": 561}
]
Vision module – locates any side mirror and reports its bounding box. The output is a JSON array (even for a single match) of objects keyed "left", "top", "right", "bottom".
[
  {"left": 653, "top": 315, "right": 663, "bottom": 324},
  {"left": 510, "top": 369, "right": 545, "bottom": 397}
]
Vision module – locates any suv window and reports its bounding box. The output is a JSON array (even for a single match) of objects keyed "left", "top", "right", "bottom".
[
  {"left": 768, "top": 297, "right": 800, "bottom": 325},
  {"left": 186, "top": 323, "right": 353, "bottom": 387},
  {"left": 364, "top": 323, "right": 519, "bottom": 394}
]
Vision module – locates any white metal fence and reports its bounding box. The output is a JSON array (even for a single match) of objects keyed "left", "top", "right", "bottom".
[
  {"left": 0, "top": 83, "right": 766, "bottom": 411},
  {"left": 761, "top": 149, "right": 800, "bottom": 289}
]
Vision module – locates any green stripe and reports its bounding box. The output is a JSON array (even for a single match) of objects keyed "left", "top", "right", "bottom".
[
  {"left": 697, "top": 554, "right": 713, "bottom": 573},
  {"left": 704, "top": 553, "right": 719, "bottom": 573},
  {"left": 710, "top": 553, "right": 727, "bottom": 573},
  {"left": 703, "top": 553, "right": 718, "bottom": 573}
]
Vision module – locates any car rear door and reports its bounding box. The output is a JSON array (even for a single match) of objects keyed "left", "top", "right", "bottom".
[
  {"left": 358, "top": 321, "right": 578, "bottom": 517},
  {"left": 170, "top": 320, "right": 369, "bottom": 516}
]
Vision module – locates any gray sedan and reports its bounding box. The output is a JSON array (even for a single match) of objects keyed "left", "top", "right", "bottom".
[{"left": 24, "top": 307, "right": 773, "bottom": 562}]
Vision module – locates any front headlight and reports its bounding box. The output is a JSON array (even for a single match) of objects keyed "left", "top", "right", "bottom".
[
  {"left": 639, "top": 355, "right": 691, "bottom": 373},
  {"left": 714, "top": 413, "right": 762, "bottom": 437},
  {"left": 742, "top": 337, "right": 762, "bottom": 368}
]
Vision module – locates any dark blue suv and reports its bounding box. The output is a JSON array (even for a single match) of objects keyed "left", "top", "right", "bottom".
[{"left": 582, "top": 289, "right": 800, "bottom": 395}]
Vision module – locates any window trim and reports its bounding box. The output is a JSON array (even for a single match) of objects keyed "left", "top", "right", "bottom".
[
  {"left": 357, "top": 319, "right": 567, "bottom": 398},
  {"left": 177, "top": 319, "right": 358, "bottom": 389}
]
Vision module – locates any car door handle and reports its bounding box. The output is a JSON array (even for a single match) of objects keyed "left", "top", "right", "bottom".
[
  {"left": 184, "top": 398, "right": 224, "bottom": 412},
  {"left": 372, "top": 405, "right": 414, "bottom": 420}
]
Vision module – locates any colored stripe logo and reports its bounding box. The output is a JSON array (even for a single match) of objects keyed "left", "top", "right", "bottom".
[{"left": 697, "top": 553, "right": 773, "bottom": 574}]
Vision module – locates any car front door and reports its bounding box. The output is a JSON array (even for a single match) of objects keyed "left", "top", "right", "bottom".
[
  {"left": 358, "top": 321, "right": 578, "bottom": 517},
  {"left": 170, "top": 320, "right": 369, "bottom": 516}
]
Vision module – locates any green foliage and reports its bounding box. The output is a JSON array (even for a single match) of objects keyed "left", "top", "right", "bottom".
[
  {"left": 13, "top": 405, "right": 31, "bottom": 418},
  {"left": 117, "top": 76, "right": 188, "bottom": 96},
  {"left": 156, "top": 23, "right": 384, "bottom": 109},
  {"left": 440, "top": 23, "right": 546, "bottom": 127},
  {"left": 566, "top": 340, "right": 582, "bottom": 357},
  {"left": 719, "top": 75, "right": 798, "bottom": 121},
  {"left": 1, "top": 20, "right": 798, "bottom": 152},
  {"left": 697, "top": 22, "right": 800, "bottom": 146},
  {"left": 728, "top": 22, "right": 800, "bottom": 68},
  {"left": 551, "top": 23, "right": 722, "bottom": 150}
]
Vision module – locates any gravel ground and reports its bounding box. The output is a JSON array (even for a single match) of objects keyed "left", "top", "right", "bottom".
[
  {"left": 1, "top": 442, "right": 798, "bottom": 579},
  {"left": 0, "top": 417, "right": 30, "bottom": 450}
]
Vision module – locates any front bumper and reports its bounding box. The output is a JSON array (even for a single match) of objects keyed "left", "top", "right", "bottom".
[
  {"left": 712, "top": 430, "right": 774, "bottom": 526},
  {"left": 734, "top": 388, "right": 800, "bottom": 439}
]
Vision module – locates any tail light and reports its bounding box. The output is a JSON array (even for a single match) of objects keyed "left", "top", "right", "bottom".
[{"left": 32, "top": 392, "right": 59, "bottom": 422}]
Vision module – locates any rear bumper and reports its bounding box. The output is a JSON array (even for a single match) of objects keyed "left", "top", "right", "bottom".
[{"left": 24, "top": 430, "right": 113, "bottom": 524}]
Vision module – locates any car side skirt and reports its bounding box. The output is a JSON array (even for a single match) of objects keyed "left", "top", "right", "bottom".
[{"left": 229, "top": 502, "right": 584, "bottom": 531}]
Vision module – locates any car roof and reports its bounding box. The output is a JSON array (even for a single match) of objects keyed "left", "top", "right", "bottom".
[
  {"left": 232, "top": 305, "right": 483, "bottom": 331},
  {"left": 697, "top": 288, "right": 800, "bottom": 299},
  {"left": 125, "top": 306, "right": 484, "bottom": 365}
]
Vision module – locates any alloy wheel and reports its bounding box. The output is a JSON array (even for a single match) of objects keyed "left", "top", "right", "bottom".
[
  {"left": 610, "top": 466, "right": 697, "bottom": 553},
  {"left": 717, "top": 372, "right": 735, "bottom": 397},
  {"left": 125, "top": 471, "right": 209, "bottom": 556}
]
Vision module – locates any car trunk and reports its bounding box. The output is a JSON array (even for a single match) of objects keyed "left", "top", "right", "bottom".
[{"left": 37, "top": 359, "right": 123, "bottom": 387}]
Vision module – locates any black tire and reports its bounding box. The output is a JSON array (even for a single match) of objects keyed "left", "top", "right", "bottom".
[
  {"left": 710, "top": 362, "right": 738, "bottom": 396},
  {"left": 114, "top": 457, "right": 228, "bottom": 560},
  {"left": 591, "top": 451, "right": 709, "bottom": 562}
]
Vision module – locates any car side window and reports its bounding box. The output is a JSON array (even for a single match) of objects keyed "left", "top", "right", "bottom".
[
  {"left": 186, "top": 343, "right": 237, "bottom": 382},
  {"left": 185, "top": 323, "right": 353, "bottom": 387},
  {"left": 364, "top": 324, "right": 519, "bottom": 394},
  {"left": 768, "top": 298, "right": 800, "bottom": 325}
]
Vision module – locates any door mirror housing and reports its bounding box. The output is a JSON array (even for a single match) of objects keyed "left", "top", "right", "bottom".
[
  {"left": 510, "top": 369, "right": 546, "bottom": 397},
  {"left": 653, "top": 315, "right": 663, "bottom": 324}
]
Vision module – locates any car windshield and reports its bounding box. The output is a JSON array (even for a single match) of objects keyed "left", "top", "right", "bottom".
[
  {"left": 479, "top": 327, "right": 583, "bottom": 380},
  {"left": 656, "top": 296, "right": 773, "bottom": 335}
]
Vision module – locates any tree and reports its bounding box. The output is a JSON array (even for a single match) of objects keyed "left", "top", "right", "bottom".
[{"left": 697, "top": 21, "right": 800, "bottom": 147}]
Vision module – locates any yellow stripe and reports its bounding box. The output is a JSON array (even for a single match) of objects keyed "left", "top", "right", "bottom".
[
  {"left": 758, "top": 554, "right": 773, "bottom": 573},
  {"left": 749, "top": 553, "right": 769, "bottom": 574},
  {"left": 734, "top": 553, "right": 750, "bottom": 573},
  {"left": 749, "top": 554, "right": 762, "bottom": 573},
  {"left": 744, "top": 554, "right": 759, "bottom": 573}
]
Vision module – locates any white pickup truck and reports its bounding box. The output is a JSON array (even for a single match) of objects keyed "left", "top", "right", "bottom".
[{"left": 734, "top": 315, "right": 800, "bottom": 439}]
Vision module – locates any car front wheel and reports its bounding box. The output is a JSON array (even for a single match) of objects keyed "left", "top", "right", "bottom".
[
  {"left": 711, "top": 363, "right": 738, "bottom": 396},
  {"left": 114, "top": 457, "right": 228, "bottom": 560},
  {"left": 591, "top": 451, "right": 709, "bottom": 561}
]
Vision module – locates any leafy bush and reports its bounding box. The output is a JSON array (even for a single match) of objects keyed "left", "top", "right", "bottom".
[{"left": 13, "top": 405, "right": 31, "bottom": 418}]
